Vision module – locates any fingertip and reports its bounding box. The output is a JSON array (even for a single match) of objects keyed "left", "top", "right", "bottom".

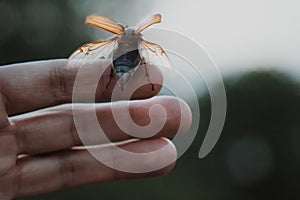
[
  {"left": 113, "top": 137, "right": 177, "bottom": 175},
  {"left": 145, "top": 96, "right": 192, "bottom": 136},
  {"left": 102, "top": 63, "right": 163, "bottom": 101},
  {"left": 130, "top": 63, "right": 164, "bottom": 99},
  {"left": 177, "top": 98, "right": 193, "bottom": 135}
]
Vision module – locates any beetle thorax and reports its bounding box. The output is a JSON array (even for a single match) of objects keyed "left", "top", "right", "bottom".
[
  {"left": 118, "top": 28, "right": 140, "bottom": 44},
  {"left": 115, "top": 28, "right": 140, "bottom": 54}
]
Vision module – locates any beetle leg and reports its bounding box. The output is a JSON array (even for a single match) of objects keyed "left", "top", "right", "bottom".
[
  {"left": 144, "top": 65, "right": 154, "bottom": 91},
  {"left": 106, "top": 67, "right": 114, "bottom": 89}
]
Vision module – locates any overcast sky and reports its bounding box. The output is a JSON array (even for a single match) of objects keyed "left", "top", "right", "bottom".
[{"left": 133, "top": 0, "right": 300, "bottom": 77}]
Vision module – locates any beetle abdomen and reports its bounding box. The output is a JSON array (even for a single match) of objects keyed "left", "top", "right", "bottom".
[{"left": 113, "top": 49, "right": 141, "bottom": 79}]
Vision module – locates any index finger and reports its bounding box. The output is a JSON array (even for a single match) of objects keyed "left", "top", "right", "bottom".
[{"left": 0, "top": 59, "right": 163, "bottom": 115}]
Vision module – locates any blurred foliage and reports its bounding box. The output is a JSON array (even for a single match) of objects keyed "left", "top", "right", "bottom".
[
  {"left": 1, "top": 0, "right": 299, "bottom": 200},
  {"left": 0, "top": 0, "right": 149, "bottom": 65}
]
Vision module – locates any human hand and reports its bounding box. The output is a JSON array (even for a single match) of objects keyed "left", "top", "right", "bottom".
[{"left": 0, "top": 60, "right": 192, "bottom": 199}]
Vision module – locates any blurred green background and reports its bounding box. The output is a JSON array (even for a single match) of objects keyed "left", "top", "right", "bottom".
[{"left": 1, "top": 0, "right": 299, "bottom": 199}]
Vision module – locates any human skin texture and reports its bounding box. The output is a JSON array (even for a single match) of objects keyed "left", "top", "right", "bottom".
[{"left": 0, "top": 59, "right": 192, "bottom": 199}]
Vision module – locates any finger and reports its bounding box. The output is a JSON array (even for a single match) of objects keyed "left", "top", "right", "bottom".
[
  {"left": 15, "top": 138, "right": 177, "bottom": 198},
  {"left": 0, "top": 93, "right": 10, "bottom": 128},
  {"left": 12, "top": 96, "right": 192, "bottom": 155},
  {"left": 0, "top": 93, "right": 17, "bottom": 174},
  {"left": 0, "top": 59, "right": 163, "bottom": 115}
]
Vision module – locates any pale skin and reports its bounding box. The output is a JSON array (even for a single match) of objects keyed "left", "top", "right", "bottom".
[{"left": 0, "top": 60, "right": 192, "bottom": 199}]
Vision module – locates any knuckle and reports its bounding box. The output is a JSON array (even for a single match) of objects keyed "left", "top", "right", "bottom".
[
  {"left": 43, "top": 104, "right": 79, "bottom": 146},
  {"left": 0, "top": 93, "right": 10, "bottom": 130},
  {"left": 58, "top": 153, "right": 75, "bottom": 188},
  {"left": 69, "top": 118, "right": 80, "bottom": 146},
  {"left": 49, "top": 65, "right": 70, "bottom": 103},
  {"left": 0, "top": 170, "right": 17, "bottom": 200},
  {"left": 0, "top": 128, "right": 18, "bottom": 175}
]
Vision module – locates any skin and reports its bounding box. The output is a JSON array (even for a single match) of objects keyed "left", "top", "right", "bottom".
[{"left": 0, "top": 59, "right": 192, "bottom": 199}]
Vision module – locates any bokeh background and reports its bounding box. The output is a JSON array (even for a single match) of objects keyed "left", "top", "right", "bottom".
[{"left": 1, "top": 0, "right": 299, "bottom": 199}]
